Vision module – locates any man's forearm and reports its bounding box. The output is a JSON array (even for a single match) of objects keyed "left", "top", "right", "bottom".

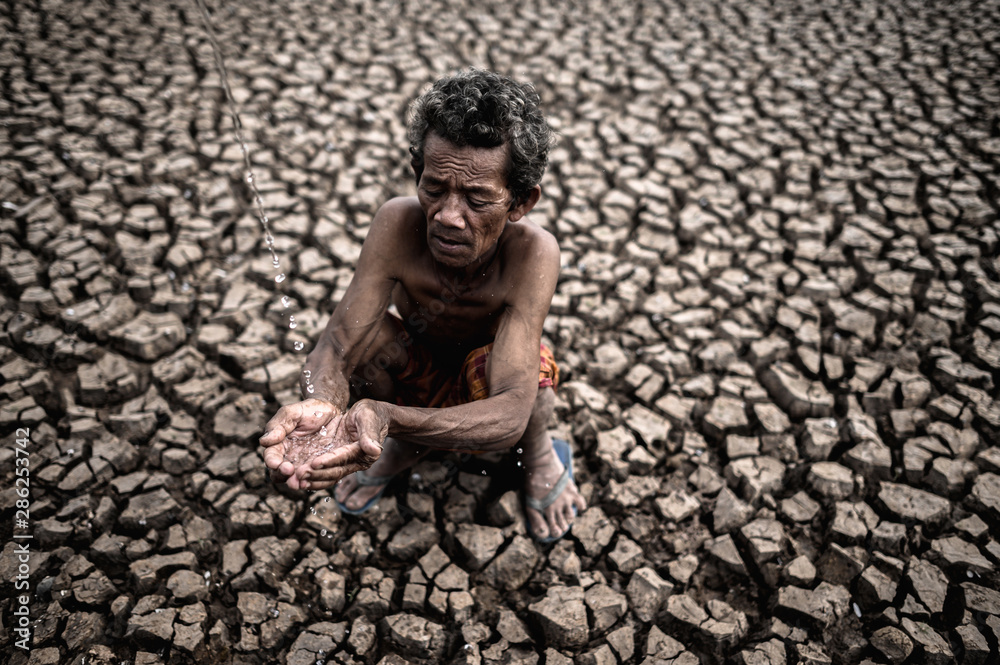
[{"left": 375, "top": 393, "right": 532, "bottom": 452}]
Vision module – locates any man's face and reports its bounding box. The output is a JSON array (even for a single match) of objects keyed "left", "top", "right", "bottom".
[{"left": 417, "top": 132, "right": 514, "bottom": 270}]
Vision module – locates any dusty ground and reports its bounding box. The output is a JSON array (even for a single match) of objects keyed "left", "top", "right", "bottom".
[{"left": 1, "top": 0, "right": 1000, "bottom": 663}]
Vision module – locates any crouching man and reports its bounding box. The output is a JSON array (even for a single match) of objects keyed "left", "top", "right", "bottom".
[{"left": 259, "top": 69, "right": 585, "bottom": 542}]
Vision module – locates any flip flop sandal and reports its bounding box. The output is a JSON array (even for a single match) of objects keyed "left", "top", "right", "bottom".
[
  {"left": 336, "top": 468, "right": 395, "bottom": 516},
  {"left": 525, "top": 438, "right": 577, "bottom": 544}
]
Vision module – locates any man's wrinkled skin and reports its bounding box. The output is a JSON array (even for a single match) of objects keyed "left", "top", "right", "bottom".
[{"left": 260, "top": 132, "right": 586, "bottom": 540}]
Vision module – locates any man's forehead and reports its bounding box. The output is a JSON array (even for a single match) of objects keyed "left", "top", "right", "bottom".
[{"left": 423, "top": 134, "right": 509, "bottom": 193}]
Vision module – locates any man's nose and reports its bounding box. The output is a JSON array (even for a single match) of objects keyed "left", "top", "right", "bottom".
[{"left": 434, "top": 194, "right": 465, "bottom": 228}]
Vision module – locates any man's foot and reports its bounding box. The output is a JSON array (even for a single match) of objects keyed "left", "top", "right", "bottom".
[
  {"left": 522, "top": 437, "right": 586, "bottom": 542},
  {"left": 334, "top": 437, "right": 429, "bottom": 513}
]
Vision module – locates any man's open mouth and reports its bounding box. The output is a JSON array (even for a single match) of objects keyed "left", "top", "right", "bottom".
[{"left": 433, "top": 235, "right": 466, "bottom": 251}]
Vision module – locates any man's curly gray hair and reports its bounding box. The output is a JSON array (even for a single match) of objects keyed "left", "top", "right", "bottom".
[{"left": 407, "top": 69, "right": 554, "bottom": 205}]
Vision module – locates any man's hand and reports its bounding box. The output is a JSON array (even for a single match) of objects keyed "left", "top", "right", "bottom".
[
  {"left": 259, "top": 398, "right": 344, "bottom": 485},
  {"left": 291, "top": 399, "right": 389, "bottom": 490}
]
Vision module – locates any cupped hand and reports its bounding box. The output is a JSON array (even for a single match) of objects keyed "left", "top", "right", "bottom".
[
  {"left": 292, "top": 399, "right": 389, "bottom": 491},
  {"left": 259, "top": 399, "right": 344, "bottom": 483}
]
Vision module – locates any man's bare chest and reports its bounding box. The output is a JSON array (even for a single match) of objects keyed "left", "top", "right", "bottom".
[{"left": 392, "top": 276, "right": 507, "bottom": 347}]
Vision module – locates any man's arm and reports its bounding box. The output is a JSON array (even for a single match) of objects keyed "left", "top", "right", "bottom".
[
  {"left": 298, "top": 198, "right": 413, "bottom": 407},
  {"left": 259, "top": 198, "right": 413, "bottom": 473}
]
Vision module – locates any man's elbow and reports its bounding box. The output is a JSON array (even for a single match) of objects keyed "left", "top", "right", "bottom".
[
  {"left": 491, "top": 393, "right": 534, "bottom": 450},
  {"left": 495, "top": 426, "right": 526, "bottom": 451}
]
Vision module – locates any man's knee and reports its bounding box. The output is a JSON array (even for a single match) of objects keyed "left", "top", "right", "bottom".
[{"left": 529, "top": 386, "right": 555, "bottom": 424}]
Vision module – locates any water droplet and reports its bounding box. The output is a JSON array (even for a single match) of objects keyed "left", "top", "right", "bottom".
[
  {"left": 853, "top": 602, "right": 861, "bottom": 618},
  {"left": 320, "top": 529, "right": 327, "bottom": 536},
  {"left": 167, "top": 270, "right": 176, "bottom": 280},
  {"left": 320, "top": 426, "right": 327, "bottom": 436},
  {"left": 324, "top": 142, "right": 335, "bottom": 152},
  {"left": 246, "top": 173, "right": 254, "bottom": 183},
  {"left": 181, "top": 281, "right": 191, "bottom": 292},
  {"left": 324, "top": 497, "right": 331, "bottom": 502},
  {"left": 66, "top": 448, "right": 75, "bottom": 455},
  {"left": 516, "top": 448, "right": 523, "bottom": 454},
  {"left": 275, "top": 273, "right": 286, "bottom": 283},
  {"left": 66, "top": 308, "right": 75, "bottom": 316},
  {"left": 289, "top": 320, "right": 297, "bottom": 329},
  {"left": 306, "top": 385, "right": 315, "bottom": 394},
  {"left": 309, "top": 507, "right": 317, "bottom": 515},
  {"left": 139, "top": 518, "right": 147, "bottom": 526},
  {"left": 269, "top": 607, "right": 280, "bottom": 618},
  {"left": 303, "top": 370, "right": 312, "bottom": 379},
  {"left": 265, "top": 233, "right": 274, "bottom": 245},
  {"left": 294, "top": 341, "right": 305, "bottom": 351},
  {"left": 698, "top": 196, "right": 708, "bottom": 207},
  {"left": 314, "top": 412, "right": 322, "bottom": 418},
  {"left": 183, "top": 189, "right": 193, "bottom": 199},
  {"left": 481, "top": 470, "right": 486, "bottom": 475},
  {"left": 274, "top": 258, "right": 282, "bottom": 269},
  {"left": 281, "top": 296, "right": 291, "bottom": 308}
]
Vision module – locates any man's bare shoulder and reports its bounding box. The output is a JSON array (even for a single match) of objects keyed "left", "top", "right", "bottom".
[
  {"left": 501, "top": 218, "right": 560, "bottom": 270},
  {"left": 373, "top": 196, "right": 425, "bottom": 232},
  {"left": 362, "top": 196, "right": 425, "bottom": 264}
]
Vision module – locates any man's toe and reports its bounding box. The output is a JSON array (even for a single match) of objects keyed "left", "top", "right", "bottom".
[{"left": 528, "top": 510, "right": 550, "bottom": 539}]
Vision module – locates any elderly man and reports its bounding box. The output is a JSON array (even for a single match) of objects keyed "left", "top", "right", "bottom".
[{"left": 259, "top": 69, "right": 585, "bottom": 542}]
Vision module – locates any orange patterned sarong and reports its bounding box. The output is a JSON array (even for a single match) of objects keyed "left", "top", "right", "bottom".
[{"left": 393, "top": 341, "right": 559, "bottom": 409}]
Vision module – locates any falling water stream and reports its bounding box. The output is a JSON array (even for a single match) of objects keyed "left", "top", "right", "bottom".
[
  {"left": 194, "top": 0, "right": 315, "bottom": 396},
  {"left": 194, "top": 0, "right": 282, "bottom": 278}
]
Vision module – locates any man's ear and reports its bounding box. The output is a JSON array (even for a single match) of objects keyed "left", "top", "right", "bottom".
[{"left": 508, "top": 185, "right": 541, "bottom": 222}]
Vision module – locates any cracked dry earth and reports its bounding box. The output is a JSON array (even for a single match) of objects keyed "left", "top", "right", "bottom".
[{"left": 2, "top": 0, "right": 1000, "bottom": 663}]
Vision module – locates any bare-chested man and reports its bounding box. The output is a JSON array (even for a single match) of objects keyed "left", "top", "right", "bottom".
[{"left": 259, "top": 69, "right": 586, "bottom": 542}]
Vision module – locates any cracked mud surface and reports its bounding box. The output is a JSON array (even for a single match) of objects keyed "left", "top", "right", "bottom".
[{"left": 1, "top": 0, "right": 1000, "bottom": 664}]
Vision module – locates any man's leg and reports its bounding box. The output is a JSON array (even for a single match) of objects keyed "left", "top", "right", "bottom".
[
  {"left": 335, "top": 313, "right": 430, "bottom": 510},
  {"left": 518, "top": 386, "right": 587, "bottom": 540}
]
